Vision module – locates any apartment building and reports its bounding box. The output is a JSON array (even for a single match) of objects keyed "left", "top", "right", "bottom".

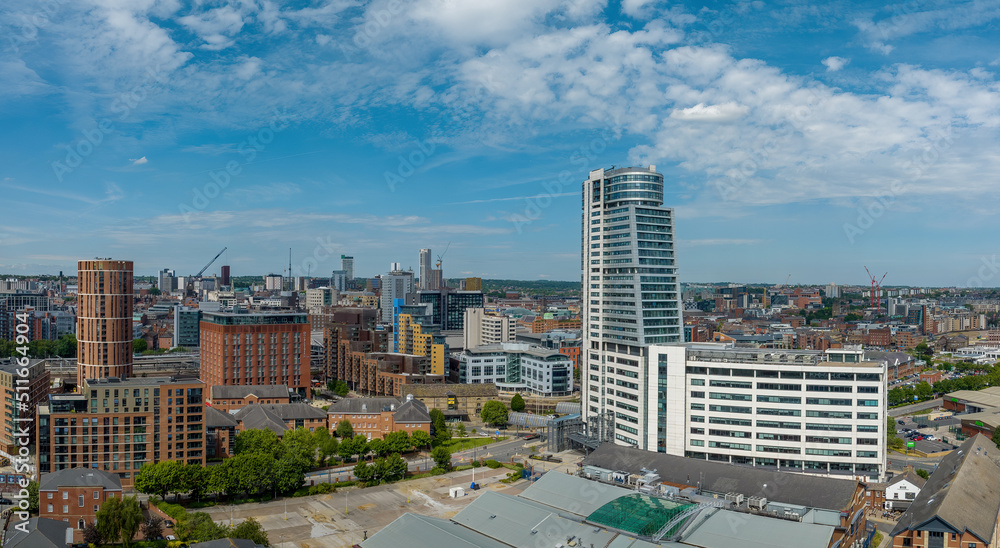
[
  {"left": 36, "top": 376, "right": 206, "bottom": 486},
  {"left": 0, "top": 359, "right": 50, "bottom": 459},
  {"left": 649, "top": 343, "right": 886, "bottom": 481},
  {"left": 199, "top": 311, "right": 311, "bottom": 398},
  {"left": 77, "top": 259, "right": 134, "bottom": 381},
  {"left": 582, "top": 165, "right": 684, "bottom": 449}
]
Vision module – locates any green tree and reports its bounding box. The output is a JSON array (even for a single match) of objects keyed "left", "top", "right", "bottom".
[
  {"left": 431, "top": 446, "right": 452, "bottom": 471},
  {"left": 430, "top": 409, "right": 450, "bottom": 444},
  {"left": 336, "top": 419, "right": 354, "bottom": 439},
  {"left": 992, "top": 427, "right": 1000, "bottom": 450},
  {"left": 185, "top": 464, "right": 210, "bottom": 501},
  {"left": 480, "top": 400, "right": 509, "bottom": 427},
  {"left": 411, "top": 430, "right": 432, "bottom": 450},
  {"left": 135, "top": 460, "right": 186, "bottom": 501},
  {"left": 916, "top": 469, "right": 930, "bottom": 480},
  {"left": 843, "top": 313, "right": 862, "bottom": 322},
  {"left": 235, "top": 429, "right": 281, "bottom": 457},
  {"left": 26, "top": 480, "right": 38, "bottom": 512},
  {"left": 334, "top": 380, "right": 350, "bottom": 397},
  {"left": 149, "top": 287, "right": 161, "bottom": 296},
  {"left": 54, "top": 333, "right": 76, "bottom": 358},
  {"left": 455, "top": 423, "right": 467, "bottom": 437},
  {"left": 383, "top": 430, "right": 412, "bottom": 454},
  {"left": 281, "top": 427, "right": 318, "bottom": 467},
  {"left": 231, "top": 517, "right": 270, "bottom": 546},
  {"left": 133, "top": 338, "right": 148, "bottom": 353},
  {"left": 314, "top": 428, "right": 338, "bottom": 465},
  {"left": 96, "top": 495, "right": 143, "bottom": 548},
  {"left": 367, "top": 438, "right": 388, "bottom": 458},
  {"left": 510, "top": 393, "right": 525, "bottom": 412}
]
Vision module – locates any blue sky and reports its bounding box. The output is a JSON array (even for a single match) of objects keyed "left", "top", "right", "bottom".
[{"left": 1, "top": 0, "right": 999, "bottom": 286}]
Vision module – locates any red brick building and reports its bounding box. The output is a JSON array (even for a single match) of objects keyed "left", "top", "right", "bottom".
[
  {"left": 206, "top": 384, "right": 291, "bottom": 412},
  {"left": 36, "top": 376, "right": 206, "bottom": 487},
  {"left": 200, "top": 312, "right": 311, "bottom": 399},
  {"left": 77, "top": 259, "right": 133, "bottom": 381},
  {"left": 327, "top": 396, "right": 431, "bottom": 441},
  {"left": 38, "top": 467, "right": 122, "bottom": 542}
]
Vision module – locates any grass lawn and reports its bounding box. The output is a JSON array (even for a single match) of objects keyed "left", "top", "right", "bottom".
[{"left": 441, "top": 436, "right": 507, "bottom": 452}]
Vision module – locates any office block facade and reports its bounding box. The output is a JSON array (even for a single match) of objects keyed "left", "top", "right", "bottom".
[
  {"left": 458, "top": 342, "right": 574, "bottom": 396},
  {"left": 581, "top": 166, "right": 683, "bottom": 448},
  {"left": 172, "top": 306, "right": 201, "bottom": 348},
  {"left": 379, "top": 269, "right": 414, "bottom": 323},
  {"left": 341, "top": 255, "right": 354, "bottom": 284},
  {"left": 418, "top": 249, "right": 432, "bottom": 290},
  {"left": 463, "top": 308, "right": 516, "bottom": 350},
  {"left": 199, "top": 312, "right": 311, "bottom": 398},
  {"left": 650, "top": 344, "right": 886, "bottom": 481},
  {"left": 77, "top": 259, "right": 134, "bottom": 381},
  {"left": 36, "top": 376, "right": 206, "bottom": 486}
]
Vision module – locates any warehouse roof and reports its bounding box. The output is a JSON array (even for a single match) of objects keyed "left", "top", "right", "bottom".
[{"left": 584, "top": 444, "right": 861, "bottom": 512}]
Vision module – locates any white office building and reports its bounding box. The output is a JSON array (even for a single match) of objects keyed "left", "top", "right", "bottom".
[
  {"left": 458, "top": 342, "right": 573, "bottom": 396},
  {"left": 582, "top": 165, "right": 683, "bottom": 449},
  {"left": 651, "top": 343, "right": 886, "bottom": 481},
  {"left": 463, "top": 307, "right": 516, "bottom": 350}
]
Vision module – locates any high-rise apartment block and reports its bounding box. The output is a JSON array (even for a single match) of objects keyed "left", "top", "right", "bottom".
[
  {"left": 264, "top": 274, "right": 283, "bottom": 291},
  {"left": 199, "top": 312, "right": 311, "bottom": 398},
  {"left": 341, "top": 255, "right": 354, "bottom": 284},
  {"left": 220, "top": 265, "right": 230, "bottom": 286},
  {"left": 330, "top": 270, "right": 348, "bottom": 292},
  {"left": 379, "top": 268, "right": 414, "bottom": 323},
  {"left": 157, "top": 268, "right": 175, "bottom": 293},
  {"left": 416, "top": 288, "right": 484, "bottom": 331},
  {"left": 581, "top": 166, "right": 683, "bottom": 447},
  {"left": 77, "top": 259, "right": 134, "bottom": 381},
  {"left": 418, "top": 248, "right": 432, "bottom": 290},
  {"left": 463, "top": 308, "right": 516, "bottom": 349}
]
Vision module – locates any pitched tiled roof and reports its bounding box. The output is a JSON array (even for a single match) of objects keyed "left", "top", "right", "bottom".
[
  {"left": 235, "top": 406, "right": 288, "bottom": 435},
  {"left": 205, "top": 405, "right": 238, "bottom": 428},
  {"left": 328, "top": 397, "right": 400, "bottom": 414},
  {"left": 210, "top": 384, "right": 290, "bottom": 400},
  {"left": 3, "top": 517, "right": 70, "bottom": 548},
  {"left": 393, "top": 399, "right": 431, "bottom": 423},
  {"left": 39, "top": 467, "right": 122, "bottom": 491},
  {"left": 890, "top": 434, "right": 1000, "bottom": 542},
  {"left": 401, "top": 384, "right": 498, "bottom": 398}
]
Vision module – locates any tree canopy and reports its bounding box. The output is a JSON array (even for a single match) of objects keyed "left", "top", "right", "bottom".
[
  {"left": 480, "top": 400, "right": 508, "bottom": 427},
  {"left": 510, "top": 393, "right": 525, "bottom": 412}
]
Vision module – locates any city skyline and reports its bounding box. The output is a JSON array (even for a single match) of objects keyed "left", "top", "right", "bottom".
[{"left": 2, "top": 2, "right": 999, "bottom": 286}]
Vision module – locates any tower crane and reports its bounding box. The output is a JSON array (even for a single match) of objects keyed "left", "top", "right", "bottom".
[
  {"left": 435, "top": 241, "right": 451, "bottom": 269},
  {"left": 197, "top": 247, "right": 227, "bottom": 277}
]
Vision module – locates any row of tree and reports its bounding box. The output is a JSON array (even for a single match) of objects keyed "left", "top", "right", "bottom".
[{"left": 0, "top": 333, "right": 76, "bottom": 358}]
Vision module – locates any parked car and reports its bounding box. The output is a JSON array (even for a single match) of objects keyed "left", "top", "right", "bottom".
[
  {"left": 523, "top": 433, "right": 540, "bottom": 440},
  {"left": 897, "top": 420, "right": 905, "bottom": 425}
]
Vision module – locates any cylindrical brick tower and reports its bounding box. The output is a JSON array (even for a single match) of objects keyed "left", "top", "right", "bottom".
[{"left": 77, "top": 259, "right": 134, "bottom": 382}]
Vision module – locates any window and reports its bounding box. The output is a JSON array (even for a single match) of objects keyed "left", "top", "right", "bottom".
[
  {"left": 63, "top": 505, "right": 68, "bottom": 514},
  {"left": 47, "top": 503, "right": 53, "bottom": 513},
  {"left": 62, "top": 491, "right": 68, "bottom": 500},
  {"left": 94, "top": 491, "right": 100, "bottom": 499},
  {"left": 78, "top": 494, "right": 84, "bottom": 507}
]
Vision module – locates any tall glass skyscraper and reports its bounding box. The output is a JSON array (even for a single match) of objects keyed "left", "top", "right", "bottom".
[{"left": 582, "top": 165, "right": 683, "bottom": 451}]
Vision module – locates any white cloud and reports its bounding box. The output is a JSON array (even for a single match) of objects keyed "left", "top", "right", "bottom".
[
  {"left": 671, "top": 102, "right": 750, "bottom": 122},
  {"left": 130, "top": 156, "right": 148, "bottom": 165},
  {"left": 821, "top": 56, "right": 849, "bottom": 72},
  {"left": 178, "top": 5, "right": 245, "bottom": 50}
]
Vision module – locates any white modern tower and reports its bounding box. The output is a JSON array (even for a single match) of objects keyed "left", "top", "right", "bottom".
[
  {"left": 582, "top": 165, "right": 683, "bottom": 451},
  {"left": 418, "top": 248, "right": 432, "bottom": 290}
]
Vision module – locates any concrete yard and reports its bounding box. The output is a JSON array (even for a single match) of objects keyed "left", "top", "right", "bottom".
[{"left": 204, "top": 466, "right": 530, "bottom": 548}]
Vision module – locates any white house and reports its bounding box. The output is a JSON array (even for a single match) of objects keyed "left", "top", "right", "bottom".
[{"left": 885, "top": 469, "right": 926, "bottom": 510}]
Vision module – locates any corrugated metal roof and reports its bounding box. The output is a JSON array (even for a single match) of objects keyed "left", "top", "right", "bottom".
[
  {"left": 682, "top": 508, "right": 834, "bottom": 548},
  {"left": 360, "top": 513, "right": 508, "bottom": 548},
  {"left": 519, "top": 470, "right": 631, "bottom": 517}
]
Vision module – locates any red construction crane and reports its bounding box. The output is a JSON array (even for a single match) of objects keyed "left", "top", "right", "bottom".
[{"left": 865, "top": 266, "right": 887, "bottom": 312}]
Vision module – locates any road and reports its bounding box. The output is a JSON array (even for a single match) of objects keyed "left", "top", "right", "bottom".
[{"left": 889, "top": 398, "right": 942, "bottom": 417}]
